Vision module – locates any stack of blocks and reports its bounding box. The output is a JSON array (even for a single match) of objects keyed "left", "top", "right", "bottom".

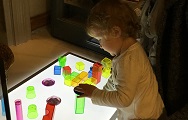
[
  {"left": 92, "top": 62, "right": 102, "bottom": 84},
  {"left": 53, "top": 56, "right": 110, "bottom": 115},
  {"left": 101, "top": 57, "right": 112, "bottom": 78},
  {"left": 54, "top": 56, "right": 111, "bottom": 87},
  {"left": 64, "top": 72, "right": 79, "bottom": 86},
  {"left": 62, "top": 66, "right": 71, "bottom": 77}
]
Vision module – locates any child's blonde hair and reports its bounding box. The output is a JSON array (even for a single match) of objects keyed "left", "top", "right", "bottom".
[{"left": 86, "top": 0, "right": 140, "bottom": 39}]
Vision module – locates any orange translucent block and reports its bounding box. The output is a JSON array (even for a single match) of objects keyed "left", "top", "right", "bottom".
[
  {"left": 71, "top": 71, "right": 88, "bottom": 87},
  {"left": 72, "top": 77, "right": 82, "bottom": 87},
  {"left": 42, "top": 103, "right": 55, "bottom": 120}
]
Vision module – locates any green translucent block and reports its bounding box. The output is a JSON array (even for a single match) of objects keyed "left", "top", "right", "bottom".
[
  {"left": 26, "top": 86, "right": 36, "bottom": 99},
  {"left": 58, "top": 56, "right": 67, "bottom": 67},
  {"left": 27, "top": 104, "right": 38, "bottom": 119},
  {"left": 71, "top": 71, "right": 79, "bottom": 77},
  {"left": 75, "top": 95, "right": 85, "bottom": 114}
]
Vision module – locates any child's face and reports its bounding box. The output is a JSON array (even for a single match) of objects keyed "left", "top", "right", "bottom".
[{"left": 91, "top": 28, "right": 123, "bottom": 56}]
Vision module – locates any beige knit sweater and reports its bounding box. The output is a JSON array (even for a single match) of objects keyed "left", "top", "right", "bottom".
[{"left": 91, "top": 42, "right": 164, "bottom": 120}]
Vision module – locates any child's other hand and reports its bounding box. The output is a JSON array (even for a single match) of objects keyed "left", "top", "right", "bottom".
[{"left": 74, "top": 84, "right": 97, "bottom": 98}]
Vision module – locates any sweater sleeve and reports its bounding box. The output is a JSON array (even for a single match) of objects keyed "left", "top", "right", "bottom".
[{"left": 91, "top": 54, "right": 142, "bottom": 108}]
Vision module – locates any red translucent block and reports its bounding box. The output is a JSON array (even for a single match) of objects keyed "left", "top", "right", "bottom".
[
  {"left": 92, "top": 62, "right": 102, "bottom": 84},
  {"left": 42, "top": 103, "right": 55, "bottom": 120},
  {"left": 63, "top": 66, "right": 72, "bottom": 76}
]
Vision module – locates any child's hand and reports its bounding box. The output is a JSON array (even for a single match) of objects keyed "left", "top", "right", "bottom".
[{"left": 74, "top": 84, "right": 97, "bottom": 98}]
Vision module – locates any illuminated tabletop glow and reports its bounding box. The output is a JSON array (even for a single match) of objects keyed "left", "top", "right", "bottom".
[{"left": 6, "top": 53, "right": 116, "bottom": 120}]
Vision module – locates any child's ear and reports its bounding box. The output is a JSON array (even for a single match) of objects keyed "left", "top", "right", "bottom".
[{"left": 111, "top": 26, "right": 121, "bottom": 38}]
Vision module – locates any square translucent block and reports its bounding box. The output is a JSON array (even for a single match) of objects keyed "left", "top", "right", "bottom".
[
  {"left": 76, "top": 61, "right": 85, "bottom": 71},
  {"left": 101, "top": 57, "right": 112, "bottom": 68}
]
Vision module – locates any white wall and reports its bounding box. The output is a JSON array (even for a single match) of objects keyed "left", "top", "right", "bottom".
[{"left": 29, "top": 0, "right": 50, "bottom": 17}]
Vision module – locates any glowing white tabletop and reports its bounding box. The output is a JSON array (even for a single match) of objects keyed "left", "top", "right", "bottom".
[{"left": 7, "top": 53, "right": 116, "bottom": 120}]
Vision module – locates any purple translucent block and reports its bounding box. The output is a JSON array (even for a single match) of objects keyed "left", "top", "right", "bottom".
[
  {"left": 46, "top": 96, "right": 61, "bottom": 105},
  {"left": 42, "top": 78, "right": 55, "bottom": 86}
]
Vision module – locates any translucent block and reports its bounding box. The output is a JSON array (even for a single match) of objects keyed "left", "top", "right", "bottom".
[
  {"left": 78, "top": 71, "right": 88, "bottom": 82},
  {"left": 58, "top": 56, "right": 67, "bottom": 67},
  {"left": 75, "top": 61, "right": 85, "bottom": 71},
  {"left": 54, "top": 66, "right": 61, "bottom": 75},
  {"left": 101, "top": 57, "right": 112, "bottom": 68},
  {"left": 72, "top": 78, "right": 81, "bottom": 87},
  {"left": 63, "top": 66, "right": 71, "bottom": 76},
  {"left": 64, "top": 75, "right": 73, "bottom": 86},
  {"left": 102, "top": 68, "right": 111, "bottom": 78},
  {"left": 71, "top": 71, "right": 79, "bottom": 77},
  {"left": 83, "top": 77, "right": 97, "bottom": 85},
  {"left": 42, "top": 103, "right": 55, "bottom": 120},
  {"left": 15, "top": 99, "right": 23, "bottom": 120},
  {"left": 27, "top": 104, "right": 38, "bottom": 119},
  {"left": 1, "top": 98, "right": 5, "bottom": 116},
  {"left": 75, "top": 96, "right": 85, "bottom": 114},
  {"left": 26, "top": 86, "right": 36, "bottom": 99}
]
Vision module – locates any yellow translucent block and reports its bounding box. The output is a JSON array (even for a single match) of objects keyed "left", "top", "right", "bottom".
[
  {"left": 76, "top": 61, "right": 85, "bottom": 71},
  {"left": 83, "top": 77, "right": 97, "bottom": 85},
  {"left": 101, "top": 57, "right": 112, "bottom": 68},
  {"left": 64, "top": 79, "right": 72, "bottom": 86},
  {"left": 64, "top": 75, "right": 72, "bottom": 86},
  {"left": 102, "top": 68, "right": 111, "bottom": 78},
  {"left": 83, "top": 80, "right": 92, "bottom": 85}
]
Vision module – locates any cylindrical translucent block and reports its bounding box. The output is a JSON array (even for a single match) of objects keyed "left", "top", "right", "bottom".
[
  {"left": 27, "top": 104, "right": 38, "bottom": 119},
  {"left": 15, "top": 99, "right": 23, "bottom": 120},
  {"left": 26, "top": 86, "right": 36, "bottom": 99},
  {"left": 1, "top": 98, "right": 6, "bottom": 116}
]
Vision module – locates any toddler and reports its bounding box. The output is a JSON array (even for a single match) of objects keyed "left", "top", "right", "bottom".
[{"left": 74, "top": 0, "right": 164, "bottom": 119}]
